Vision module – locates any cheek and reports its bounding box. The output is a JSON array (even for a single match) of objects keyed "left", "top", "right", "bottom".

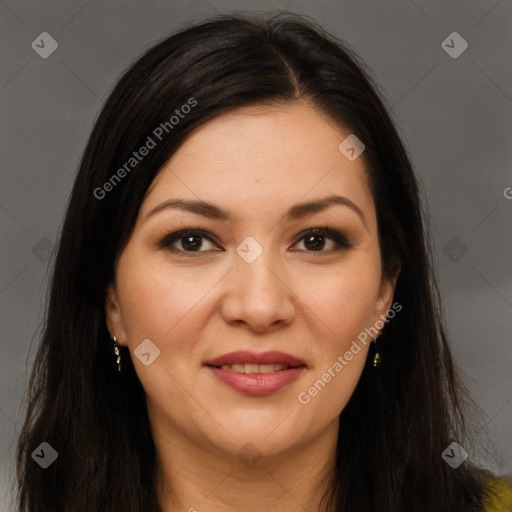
[
  {"left": 115, "top": 251, "right": 210, "bottom": 346},
  {"left": 294, "top": 254, "right": 382, "bottom": 341},
  {"left": 291, "top": 253, "right": 380, "bottom": 414},
  {"left": 294, "top": 271, "right": 376, "bottom": 424}
]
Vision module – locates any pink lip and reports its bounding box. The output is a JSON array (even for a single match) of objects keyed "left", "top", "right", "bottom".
[
  {"left": 204, "top": 350, "right": 307, "bottom": 396},
  {"left": 206, "top": 366, "right": 306, "bottom": 395},
  {"left": 204, "top": 350, "right": 305, "bottom": 367}
]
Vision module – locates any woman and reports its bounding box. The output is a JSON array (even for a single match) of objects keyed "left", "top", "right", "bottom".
[{"left": 15, "top": 11, "right": 512, "bottom": 512}]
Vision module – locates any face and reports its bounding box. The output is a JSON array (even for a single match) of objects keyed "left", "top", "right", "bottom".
[{"left": 106, "top": 100, "right": 398, "bottom": 461}]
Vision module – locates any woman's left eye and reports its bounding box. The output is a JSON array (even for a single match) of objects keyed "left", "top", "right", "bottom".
[
  {"left": 158, "top": 227, "right": 352, "bottom": 255},
  {"left": 292, "top": 228, "right": 353, "bottom": 252}
]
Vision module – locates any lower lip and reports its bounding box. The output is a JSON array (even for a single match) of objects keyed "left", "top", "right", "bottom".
[{"left": 205, "top": 366, "right": 306, "bottom": 395}]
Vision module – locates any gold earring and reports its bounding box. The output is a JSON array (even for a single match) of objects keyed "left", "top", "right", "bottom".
[
  {"left": 112, "top": 336, "right": 121, "bottom": 372},
  {"left": 372, "top": 332, "right": 382, "bottom": 368}
]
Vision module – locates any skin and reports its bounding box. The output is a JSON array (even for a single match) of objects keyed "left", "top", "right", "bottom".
[{"left": 106, "top": 100, "right": 399, "bottom": 512}]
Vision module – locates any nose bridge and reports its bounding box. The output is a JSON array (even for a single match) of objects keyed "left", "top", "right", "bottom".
[
  {"left": 220, "top": 235, "right": 295, "bottom": 330},
  {"left": 239, "top": 249, "right": 278, "bottom": 293},
  {"left": 236, "top": 237, "right": 283, "bottom": 301}
]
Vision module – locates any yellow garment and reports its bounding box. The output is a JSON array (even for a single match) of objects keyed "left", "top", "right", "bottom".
[{"left": 483, "top": 475, "right": 512, "bottom": 512}]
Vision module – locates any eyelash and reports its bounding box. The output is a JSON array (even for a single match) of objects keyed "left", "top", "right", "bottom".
[{"left": 158, "top": 226, "right": 353, "bottom": 255}]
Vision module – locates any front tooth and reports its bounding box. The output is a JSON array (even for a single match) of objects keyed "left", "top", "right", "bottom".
[
  {"left": 244, "top": 363, "right": 259, "bottom": 374},
  {"left": 258, "top": 364, "right": 275, "bottom": 374},
  {"left": 225, "top": 363, "right": 289, "bottom": 373}
]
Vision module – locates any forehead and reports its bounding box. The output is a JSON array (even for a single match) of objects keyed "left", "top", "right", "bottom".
[{"left": 140, "top": 101, "right": 375, "bottom": 227}]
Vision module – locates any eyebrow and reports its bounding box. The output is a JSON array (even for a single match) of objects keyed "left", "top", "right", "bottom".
[{"left": 144, "top": 194, "right": 367, "bottom": 227}]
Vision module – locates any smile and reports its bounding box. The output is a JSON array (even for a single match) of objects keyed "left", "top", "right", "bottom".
[
  {"left": 204, "top": 350, "right": 307, "bottom": 395},
  {"left": 214, "top": 363, "right": 296, "bottom": 373}
]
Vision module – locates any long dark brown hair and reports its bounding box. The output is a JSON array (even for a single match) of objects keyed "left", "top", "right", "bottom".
[{"left": 15, "top": 11, "right": 491, "bottom": 511}]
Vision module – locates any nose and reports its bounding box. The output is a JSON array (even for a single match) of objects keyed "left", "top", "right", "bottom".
[{"left": 219, "top": 247, "right": 296, "bottom": 333}]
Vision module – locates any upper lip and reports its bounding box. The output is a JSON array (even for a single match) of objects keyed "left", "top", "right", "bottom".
[{"left": 204, "top": 350, "right": 306, "bottom": 368}]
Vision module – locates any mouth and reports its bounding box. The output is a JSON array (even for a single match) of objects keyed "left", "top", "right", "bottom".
[
  {"left": 206, "top": 362, "right": 305, "bottom": 374},
  {"left": 204, "top": 350, "right": 306, "bottom": 371},
  {"left": 204, "top": 350, "right": 307, "bottom": 395}
]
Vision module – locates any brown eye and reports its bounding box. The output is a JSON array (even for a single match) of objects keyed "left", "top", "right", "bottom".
[
  {"left": 158, "top": 226, "right": 352, "bottom": 256},
  {"left": 159, "top": 229, "right": 217, "bottom": 253},
  {"left": 293, "top": 228, "right": 353, "bottom": 252}
]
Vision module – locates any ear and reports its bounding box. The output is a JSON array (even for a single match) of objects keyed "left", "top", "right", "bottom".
[
  {"left": 372, "top": 264, "right": 401, "bottom": 326},
  {"left": 105, "top": 281, "right": 128, "bottom": 346}
]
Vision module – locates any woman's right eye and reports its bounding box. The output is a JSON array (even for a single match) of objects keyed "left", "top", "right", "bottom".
[{"left": 158, "top": 229, "right": 218, "bottom": 254}]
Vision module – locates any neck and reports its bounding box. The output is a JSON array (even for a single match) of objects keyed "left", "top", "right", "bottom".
[{"left": 153, "top": 419, "right": 338, "bottom": 512}]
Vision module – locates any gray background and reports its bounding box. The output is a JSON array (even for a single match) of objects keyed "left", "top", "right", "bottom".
[{"left": 1, "top": 0, "right": 511, "bottom": 508}]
